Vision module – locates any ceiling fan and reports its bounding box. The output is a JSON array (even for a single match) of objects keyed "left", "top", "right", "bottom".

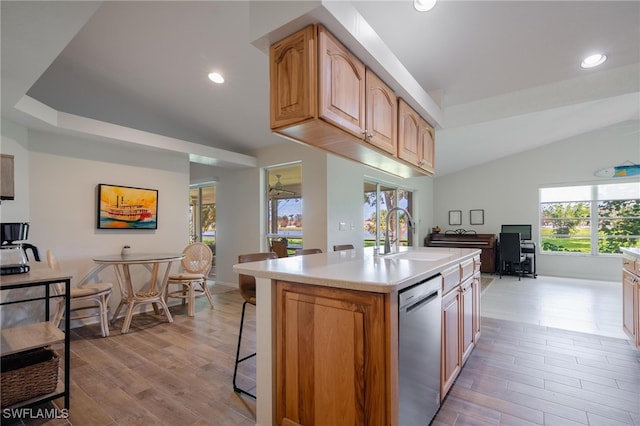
[{"left": 269, "top": 174, "right": 296, "bottom": 197}]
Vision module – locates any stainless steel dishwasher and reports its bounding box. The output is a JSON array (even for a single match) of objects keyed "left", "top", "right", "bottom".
[{"left": 399, "top": 275, "right": 442, "bottom": 425}]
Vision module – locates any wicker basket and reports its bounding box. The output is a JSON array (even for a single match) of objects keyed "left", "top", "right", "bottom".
[{"left": 1, "top": 347, "right": 59, "bottom": 407}]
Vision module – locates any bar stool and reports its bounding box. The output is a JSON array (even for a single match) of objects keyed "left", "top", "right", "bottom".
[
  {"left": 294, "top": 248, "right": 323, "bottom": 255},
  {"left": 233, "top": 252, "right": 278, "bottom": 398}
]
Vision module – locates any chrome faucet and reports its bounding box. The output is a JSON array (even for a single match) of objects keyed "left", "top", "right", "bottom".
[{"left": 383, "top": 207, "right": 415, "bottom": 255}]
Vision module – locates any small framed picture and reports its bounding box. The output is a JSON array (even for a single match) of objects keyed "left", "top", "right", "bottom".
[
  {"left": 470, "top": 209, "right": 484, "bottom": 225},
  {"left": 449, "top": 210, "right": 462, "bottom": 226}
]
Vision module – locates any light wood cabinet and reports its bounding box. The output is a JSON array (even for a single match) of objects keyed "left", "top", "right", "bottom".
[
  {"left": 622, "top": 254, "right": 640, "bottom": 350},
  {"left": 460, "top": 277, "right": 474, "bottom": 363},
  {"left": 440, "top": 256, "right": 481, "bottom": 400},
  {"left": 622, "top": 270, "right": 636, "bottom": 342},
  {"left": 318, "top": 26, "right": 366, "bottom": 139},
  {"left": 270, "top": 25, "right": 317, "bottom": 130},
  {"left": 441, "top": 284, "right": 461, "bottom": 397},
  {"left": 276, "top": 281, "right": 392, "bottom": 425},
  {"left": 398, "top": 99, "right": 435, "bottom": 174},
  {"left": 270, "top": 25, "right": 433, "bottom": 178},
  {"left": 473, "top": 271, "right": 482, "bottom": 342},
  {"left": 622, "top": 254, "right": 639, "bottom": 349},
  {"left": 366, "top": 71, "right": 397, "bottom": 155}
]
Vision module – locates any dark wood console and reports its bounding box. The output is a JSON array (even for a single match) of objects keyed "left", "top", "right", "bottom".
[{"left": 424, "top": 233, "right": 497, "bottom": 273}]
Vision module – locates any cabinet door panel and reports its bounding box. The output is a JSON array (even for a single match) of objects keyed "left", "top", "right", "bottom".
[
  {"left": 398, "top": 99, "right": 420, "bottom": 164},
  {"left": 622, "top": 270, "right": 636, "bottom": 341},
  {"left": 441, "top": 289, "right": 460, "bottom": 399},
  {"left": 318, "top": 27, "right": 365, "bottom": 138},
  {"left": 419, "top": 120, "right": 435, "bottom": 173},
  {"left": 277, "top": 282, "right": 387, "bottom": 426},
  {"left": 270, "top": 26, "right": 316, "bottom": 129},
  {"left": 472, "top": 272, "right": 481, "bottom": 342},
  {"left": 366, "top": 70, "right": 397, "bottom": 155},
  {"left": 461, "top": 278, "right": 474, "bottom": 363}
]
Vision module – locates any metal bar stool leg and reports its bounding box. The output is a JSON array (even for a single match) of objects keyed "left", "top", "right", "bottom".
[{"left": 233, "top": 300, "right": 256, "bottom": 398}]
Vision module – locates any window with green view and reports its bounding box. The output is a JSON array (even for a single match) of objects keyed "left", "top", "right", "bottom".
[{"left": 540, "top": 181, "right": 640, "bottom": 254}]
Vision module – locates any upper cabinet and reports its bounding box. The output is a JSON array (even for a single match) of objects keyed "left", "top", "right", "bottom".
[
  {"left": 270, "top": 26, "right": 317, "bottom": 129},
  {"left": 398, "top": 99, "right": 435, "bottom": 174},
  {"left": 270, "top": 24, "right": 433, "bottom": 178},
  {"left": 318, "top": 26, "right": 366, "bottom": 139},
  {"left": 366, "top": 71, "right": 397, "bottom": 156}
]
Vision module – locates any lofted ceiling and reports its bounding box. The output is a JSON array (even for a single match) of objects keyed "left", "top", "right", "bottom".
[{"left": 2, "top": 1, "right": 639, "bottom": 178}]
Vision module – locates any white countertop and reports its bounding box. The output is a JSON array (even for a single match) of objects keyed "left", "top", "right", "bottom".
[
  {"left": 621, "top": 247, "right": 640, "bottom": 258},
  {"left": 233, "top": 246, "right": 480, "bottom": 293}
]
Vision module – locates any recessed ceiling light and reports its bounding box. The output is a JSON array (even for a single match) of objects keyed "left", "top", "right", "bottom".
[
  {"left": 581, "top": 54, "right": 607, "bottom": 69},
  {"left": 414, "top": 0, "right": 437, "bottom": 12},
  {"left": 208, "top": 72, "right": 224, "bottom": 84}
]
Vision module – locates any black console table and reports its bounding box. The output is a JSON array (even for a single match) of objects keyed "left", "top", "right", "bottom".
[{"left": 0, "top": 267, "right": 71, "bottom": 411}]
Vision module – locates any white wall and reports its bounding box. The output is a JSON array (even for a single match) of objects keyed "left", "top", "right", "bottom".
[
  {"left": 0, "top": 119, "right": 30, "bottom": 221},
  {"left": 213, "top": 140, "right": 436, "bottom": 286},
  {"left": 434, "top": 120, "right": 640, "bottom": 281},
  {"left": 214, "top": 141, "right": 328, "bottom": 286},
  {"left": 1, "top": 122, "right": 191, "bottom": 327},
  {"left": 326, "top": 155, "right": 434, "bottom": 250}
]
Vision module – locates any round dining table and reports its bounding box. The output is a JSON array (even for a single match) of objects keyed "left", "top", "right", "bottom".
[{"left": 93, "top": 252, "right": 184, "bottom": 334}]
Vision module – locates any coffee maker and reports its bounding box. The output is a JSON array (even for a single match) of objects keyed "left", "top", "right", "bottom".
[{"left": 0, "top": 222, "right": 41, "bottom": 275}]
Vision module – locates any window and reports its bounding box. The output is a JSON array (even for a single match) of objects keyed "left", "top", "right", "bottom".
[
  {"left": 540, "top": 181, "right": 640, "bottom": 254},
  {"left": 363, "top": 181, "right": 413, "bottom": 248},
  {"left": 266, "top": 163, "right": 302, "bottom": 255},
  {"left": 189, "top": 184, "right": 216, "bottom": 245},
  {"left": 189, "top": 184, "right": 216, "bottom": 275}
]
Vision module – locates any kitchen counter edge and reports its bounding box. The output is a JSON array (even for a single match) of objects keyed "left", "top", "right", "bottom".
[{"left": 232, "top": 247, "right": 481, "bottom": 294}]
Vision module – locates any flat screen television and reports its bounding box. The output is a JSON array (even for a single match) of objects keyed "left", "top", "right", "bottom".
[{"left": 501, "top": 224, "right": 532, "bottom": 241}]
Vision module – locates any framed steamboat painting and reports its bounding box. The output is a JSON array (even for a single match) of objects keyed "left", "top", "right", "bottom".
[{"left": 97, "top": 184, "right": 158, "bottom": 229}]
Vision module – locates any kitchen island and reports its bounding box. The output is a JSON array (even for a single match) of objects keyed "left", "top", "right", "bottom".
[{"left": 233, "top": 246, "right": 480, "bottom": 426}]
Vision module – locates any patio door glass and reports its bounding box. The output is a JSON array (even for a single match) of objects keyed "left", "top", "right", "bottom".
[
  {"left": 266, "top": 163, "right": 302, "bottom": 255},
  {"left": 189, "top": 184, "right": 216, "bottom": 273},
  {"left": 363, "top": 181, "right": 413, "bottom": 248}
]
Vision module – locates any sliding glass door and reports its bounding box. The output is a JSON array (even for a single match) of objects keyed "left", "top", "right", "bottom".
[
  {"left": 266, "top": 163, "right": 302, "bottom": 255},
  {"left": 364, "top": 181, "right": 413, "bottom": 248},
  {"left": 189, "top": 184, "right": 216, "bottom": 273}
]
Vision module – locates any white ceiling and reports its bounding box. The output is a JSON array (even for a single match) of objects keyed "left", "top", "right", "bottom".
[{"left": 2, "top": 1, "right": 639, "bottom": 177}]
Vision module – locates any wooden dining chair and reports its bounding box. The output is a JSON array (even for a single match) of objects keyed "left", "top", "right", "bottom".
[
  {"left": 295, "top": 248, "right": 323, "bottom": 256},
  {"left": 270, "top": 238, "right": 289, "bottom": 258},
  {"left": 46, "top": 250, "right": 113, "bottom": 337},
  {"left": 333, "top": 244, "right": 354, "bottom": 251},
  {"left": 164, "top": 242, "right": 214, "bottom": 317},
  {"left": 234, "top": 251, "right": 278, "bottom": 398}
]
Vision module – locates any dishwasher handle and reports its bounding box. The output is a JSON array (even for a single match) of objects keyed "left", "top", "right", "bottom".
[
  {"left": 399, "top": 275, "right": 441, "bottom": 309},
  {"left": 404, "top": 290, "right": 439, "bottom": 314}
]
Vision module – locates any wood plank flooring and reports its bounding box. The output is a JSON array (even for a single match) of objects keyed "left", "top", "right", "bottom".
[
  {"left": 5, "top": 276, "right": 639, "bottom": 426},
  {"left": 434, "top": 317, "right": 640, "bottom": 425}
]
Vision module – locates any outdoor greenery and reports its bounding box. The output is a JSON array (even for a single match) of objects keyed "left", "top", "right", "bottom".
[
  {"left": 598, "top": 199, "right": 640, "bottom": 253},
  {"left": 363, "top": 188, "right": 412, "bottom": 246},
  {"left": 541, "top": 199, "right": 639, "bottom": 254}
]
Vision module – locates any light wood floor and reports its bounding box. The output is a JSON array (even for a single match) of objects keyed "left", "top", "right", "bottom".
[
  {"left": 481, "top": 274, "right": 626, "bottom": 339},
  {"left": 7, "top": 276, "right": 639, "bottom": 426}
]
